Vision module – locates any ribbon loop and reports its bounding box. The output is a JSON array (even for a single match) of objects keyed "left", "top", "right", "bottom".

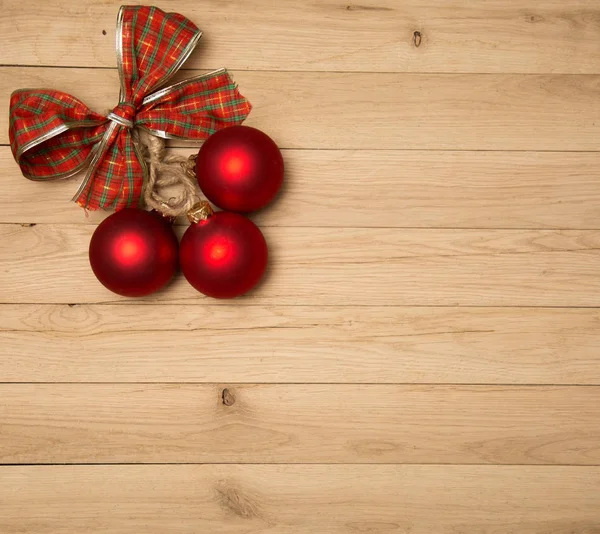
[{"left": 8, "top": 5, "right": 252, "bottom": 211}]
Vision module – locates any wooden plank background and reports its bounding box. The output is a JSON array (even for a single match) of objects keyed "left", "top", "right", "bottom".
[
  {"left": 2, "top": 149, "right": 600, "bottom": 229},
  {"left": 3, "top": 465, "right": 600, "bottom": 533},
  {"left": 2, "top": 384, "right": 600, "bottom": 464},
  {"left": 2, "top": 0, "right": 599, "bottom": 73},
  {"left": 2, "top": 69, "right": 600, "bottom": 151},
  {"left": 2, "top": 305, "right": 600, "bottom": 383},
  {"left": 1, "top": 0, "right": 599, "bottom": 532}
]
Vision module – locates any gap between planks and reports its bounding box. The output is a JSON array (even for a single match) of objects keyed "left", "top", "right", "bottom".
[{"left": 2, "top": 462, "right": 599, "bottom": 466}]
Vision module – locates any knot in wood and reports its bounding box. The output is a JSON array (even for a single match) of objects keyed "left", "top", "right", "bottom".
[
  {"left": 222, "top": 388, "right": 235, "bottom": 406},
  {"left": 413, "top": 31, "right": 422, "bottom": 48}
]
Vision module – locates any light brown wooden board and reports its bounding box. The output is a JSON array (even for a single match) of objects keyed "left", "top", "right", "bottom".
[
  {"left": 1, "top": 384, "right": 599, "bottom": 464},
  {"left": 2, "top": 305, "right": 600, "bottom": 384},
  {"left": 2, "top": 0, "right": 599, "bottom": 73},
  {"left": 2, "top": 224, "right": 600, "bottom": 306},
  {"left": 3, "top": 68, "right": 599, "bottom": 150},
  {"left": 2, "top": 465, "right": 599, "bottom": 533},
  {"left": 3, "top": 148, "right": 600, "bottom": 229},
  {"left": 2, "top": 0, "right": 600, "bottom": 527}
]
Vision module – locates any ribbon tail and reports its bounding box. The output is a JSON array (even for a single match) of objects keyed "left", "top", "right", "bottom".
[
  {"left": 117, "top": 130, "right": 146, "bottom": 210},
  {"left": 72, "top": 122, "right": 117, "bottom": 207}
]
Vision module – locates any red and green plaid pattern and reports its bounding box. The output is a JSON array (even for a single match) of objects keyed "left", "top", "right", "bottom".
[
  {"left": 136, "top": 71, "right": 252, "bottom": 138},
  {"left": 9, "top": 90, "right": 107, "bottom": 180},
  {"left": 9, "top": 5, "right": 252, "bottom": 211}
]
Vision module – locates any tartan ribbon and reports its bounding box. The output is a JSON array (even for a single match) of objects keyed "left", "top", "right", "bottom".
[{"left": 8, "top": 5, "right": 252, "bottom": 211}]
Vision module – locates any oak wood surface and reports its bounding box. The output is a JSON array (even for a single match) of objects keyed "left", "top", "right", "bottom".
[
  {"left": 1, "top": 0, "right": 600, "bottom": 530},
  {"left": 2, "top": 0, "right": 599, "bottom": 74},
  {"left": 2, "top": 68, "right": 599, "bottom": 150},
  {"left": 1, "top": 305, "right": 599, "bottom": 384},
  {"left": 2, "top": 465, "right": 599, "bottom": 533},
  {"left": 1, "top": 384, "right": 599, "bottom": 464},
  {"left": 2, "top": 224, "right": 600, "bottom": 306},
  {"left": 3, "top": 148, "right": 600, "bottom": 229}
]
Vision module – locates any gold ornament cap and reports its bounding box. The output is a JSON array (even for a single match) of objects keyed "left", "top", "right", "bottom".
[{"left": 187, "top": 201, "right": 214, "bottom": 224}]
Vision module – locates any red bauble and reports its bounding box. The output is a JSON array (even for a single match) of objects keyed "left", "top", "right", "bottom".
[
  {"left": 195, "top": 125, "right": 284, "bottom": 213},
  {"left": 89, "top": 209, "right": 179, "bottom": 297},
  {"left": 179, "top": 202, "right": 268, "bottom": 298},
  {"left": 149, "top": 209, "right": 177, "bottom": 226}
]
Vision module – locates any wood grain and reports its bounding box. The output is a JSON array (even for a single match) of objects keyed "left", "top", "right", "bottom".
[
  {"left": 1, "top": 384, "right": 599, "bottom": 464},
  {"left": 2, "top": 0, "right": 600, "bottom": 528},
  {"left": 2, "top": 224, "right": 600, "bottom": 306},
  {"left": 2, "top": 0, "right": 599, "bottom": 73},
  {"left": 2, "top": 305, "right": 600, "bottom": 384},
  {"left": 2, "top": 68, "right": 599, "bottom": 150},
  {"left": 3, "top": 148, "right": 600, "bottom": 229},
  {"left": 2, "top": 465, "right": 599, "bottom": 533}
]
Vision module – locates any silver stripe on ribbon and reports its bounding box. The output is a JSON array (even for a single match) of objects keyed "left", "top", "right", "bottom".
[
  {"left": 115, "top": 6, "right": 126, "bottom": 102},
  {"left": 16, "top": 120, "right": 107, "bottom": 162},
  {"left": 142, "top": 68, "right": 228, "bottom": 106},
  {"left": 107, "top": 112, "right": 134, "bottom": 129}
]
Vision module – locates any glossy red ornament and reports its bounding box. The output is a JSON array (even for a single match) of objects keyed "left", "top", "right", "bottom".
[
  {"left": 179, "top": 202, "right": 268, "bottom": 298},
  {"left": 89, "top": 209, "right": 178, "bottom": 297},
  {"left": 195, "top": 125, "right": 284, "bottom": 213}
]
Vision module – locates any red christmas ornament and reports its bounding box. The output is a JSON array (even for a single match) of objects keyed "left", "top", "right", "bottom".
[
  {"left": 195, "top": 125, "right": 284, "bottom": 213},
  {"left": 89, "top": 209, "right": 179, "bottom": 297},
  {"left": 149, "top": 209, "right": 177, "bottom": 227},
  {"left": 179, "top": 202, "right": 268, "bottom": 298}
]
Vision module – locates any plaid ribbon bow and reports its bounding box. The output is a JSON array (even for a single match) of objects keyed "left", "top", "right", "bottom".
[{"left": 8, "top": 5, "right": 252, "bottom": 211}]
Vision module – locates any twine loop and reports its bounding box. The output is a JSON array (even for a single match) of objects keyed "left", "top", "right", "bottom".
[{"left": 134, "top": 128, "right": 198, "bottom": 217}]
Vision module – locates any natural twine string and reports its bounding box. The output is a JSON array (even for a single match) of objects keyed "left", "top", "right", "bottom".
[{"left": 133, "top": 128, "right": 198, "bottom": 217}]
